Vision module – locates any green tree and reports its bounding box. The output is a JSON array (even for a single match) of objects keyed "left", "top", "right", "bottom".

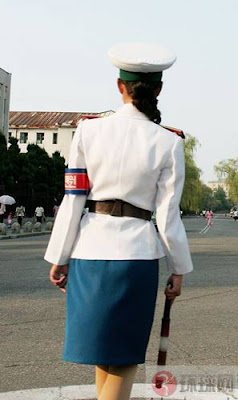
[
  {"left": 7, "top": 137, "right": 22, "bottom": 193},
  {"left": 51, "top": 151, "right": 65, "bottom": 203},
  {"left": 181, "top": 135, "right": 201, "bottom": 212},
  {"left": 197, "top": 183, "right": 213, "bottom": 211},
  {"left": 212, "top": 187, "right": 231, "bottom": 211},
  {"left": 0, "top": 133, "right": 66, "bottom": 215},
  {"left": 215, "top": 159, "right": 238, "bottom": 205},
  {"left": 0, "top": 134, "right": 8, "bottom": 188},
  {"left": 22, "top": 145, "right": 65, "bottom": 214}
]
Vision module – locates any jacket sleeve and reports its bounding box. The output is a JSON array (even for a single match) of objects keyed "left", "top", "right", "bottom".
[
  {"left": 155, "top": 136, "right": 193, "bottom": 275},
  {"left": 44, "top": 123, "right": 87, "bottom": 265}
]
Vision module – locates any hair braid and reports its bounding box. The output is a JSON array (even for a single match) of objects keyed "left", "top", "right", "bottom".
[{"left": 122, "top": 81, "right": 162, "bottom": 124}]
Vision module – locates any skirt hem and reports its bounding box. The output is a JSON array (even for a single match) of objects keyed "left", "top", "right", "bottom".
[{"left": 63, "top": 356, "right": 145, "bottom": 366}]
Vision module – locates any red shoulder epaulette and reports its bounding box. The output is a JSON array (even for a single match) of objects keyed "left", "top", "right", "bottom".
[
  {"left": 82, "top": 115, "right": 100, "bottom": 121},
  {"left": 161, "top": 125, "right": 185, "bottom": 139}
]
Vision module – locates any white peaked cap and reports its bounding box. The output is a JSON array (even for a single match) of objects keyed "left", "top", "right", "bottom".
[{"left": 108, "top": 42, "right": 177, "bottom": 73}]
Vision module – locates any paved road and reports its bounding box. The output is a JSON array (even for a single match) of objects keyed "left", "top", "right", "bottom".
[{"left": 0, "top": 215, "right": 237, "bottom": 393}]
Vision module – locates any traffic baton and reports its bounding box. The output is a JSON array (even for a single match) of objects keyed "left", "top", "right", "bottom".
[{"left": 157, "top": 284, "right": 173, "bottom": 366}]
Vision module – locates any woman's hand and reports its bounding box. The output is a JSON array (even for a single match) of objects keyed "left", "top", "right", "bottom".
[
  {"left": 164, "top": 274, "right": 183, "bottom": 301},
  {"left": 49, "top": 264, "right": 69, "bottom": 293}
]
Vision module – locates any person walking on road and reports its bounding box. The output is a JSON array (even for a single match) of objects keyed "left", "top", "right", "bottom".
[
  {"left": 45, "top": 42, "right": 193, "bottom": 400},
  {"left": 206, "top": 209, "right": 213, "bottom": 227}
]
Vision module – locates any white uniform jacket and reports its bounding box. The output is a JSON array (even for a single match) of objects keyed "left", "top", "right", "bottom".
[{"left": 44, "top": 103, "right": 193, "bottom": 275}]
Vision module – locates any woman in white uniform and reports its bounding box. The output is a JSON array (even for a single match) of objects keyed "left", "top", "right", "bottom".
[{"left": 45, "top": 43, "right": 193, "bottom": 400}]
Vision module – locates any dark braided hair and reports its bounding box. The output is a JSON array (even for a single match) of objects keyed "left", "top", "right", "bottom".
[{"left": 121, "top": 80, "right": 162, "bottom": 124}]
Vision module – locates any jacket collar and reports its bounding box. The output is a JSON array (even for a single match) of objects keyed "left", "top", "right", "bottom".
[{"left": 115, "top": 103, "right": 149, "bottom": 121}]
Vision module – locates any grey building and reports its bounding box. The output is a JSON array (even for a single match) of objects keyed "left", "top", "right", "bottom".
[{"left": 0, "top": 68, "right": 11, "bottom": 139}]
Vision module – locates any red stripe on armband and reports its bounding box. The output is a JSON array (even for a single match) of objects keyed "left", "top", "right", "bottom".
[{"left": 65, "top": 168, "right": 90, "bottom": 195}]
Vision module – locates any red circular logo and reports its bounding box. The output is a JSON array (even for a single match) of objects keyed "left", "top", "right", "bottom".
[{"left": 152, "top": 370, "right": 177, "bottom": 397}]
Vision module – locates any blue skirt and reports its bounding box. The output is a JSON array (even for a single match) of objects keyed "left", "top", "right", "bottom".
[{"left": 63, "top": 259, "right": 159, "bottom": 365}]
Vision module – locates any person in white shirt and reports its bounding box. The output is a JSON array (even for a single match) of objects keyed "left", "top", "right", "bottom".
[
  {"left": 0, "top": 203, "right": 6, "bottom": 223},
  {"left": 35, "top": 206, "right": 44, "bottom": 223},
  {"left": 15, "top": 205, "right": 25, "bottom": 226},
  {"left": 45, "top": 43, "right": 193, "bottom": 400},
  {"left": 233, "top": 209, "right": 238, "bottom": 221}
]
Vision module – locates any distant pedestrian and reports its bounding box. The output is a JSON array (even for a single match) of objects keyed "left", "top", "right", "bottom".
[
  {"left": 35, "top": 206, "right": 45, "bottom": 223},
  {"left": 0, "top": 203, "right": 6, "bottom": 223},
  {"left": 15, "top": 205, "right": 25, "bottom": 226},
  {"left": 7, "top": 212, "right": 12, "bottom": 228},
  {"left": 233, "top": 209, "right": 238, "bottom": 221},
  {"left": 205, "top": 209, "right": 213, "bottom": 226},
  {"left": 53, "top": 204, "right": 59, "bottom": 219}
]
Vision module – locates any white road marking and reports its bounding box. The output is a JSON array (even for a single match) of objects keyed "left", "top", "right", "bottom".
[
  {"left": 199, "top": 223, "right": 210, "bottom": 234},
  {"left": 199, "top": 224, "right": 211, "bottom": 235},
  {"left": 0, "top": 383, "right": 235, "bottom": 400},
  {"left": 199, "top": 220, "right": 215, "bottom": 235},
  {"left": 199, "top": 213, "right": 220, "bottom": 235},
  {"left": 199, "top": 214, "right": 218, "bottom": 235}
]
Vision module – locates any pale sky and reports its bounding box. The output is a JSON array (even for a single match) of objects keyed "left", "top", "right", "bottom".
[{"left": 2, "top": 0, "right": 238, "bottom": 183}]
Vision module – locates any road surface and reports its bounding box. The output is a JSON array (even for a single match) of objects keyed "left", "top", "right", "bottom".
[{"left": 0, "top": 215, "right": 237, "bottom": 394}]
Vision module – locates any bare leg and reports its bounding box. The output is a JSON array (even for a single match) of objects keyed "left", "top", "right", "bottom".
[
  {"left": 98, "top": 364, "right": 137, "bottom": 400},
  {"left": 96, "top": 365, "right": 109, "bottom": 397}
]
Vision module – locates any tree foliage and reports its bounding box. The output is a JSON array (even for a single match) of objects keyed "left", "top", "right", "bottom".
[
  {"left": 212, "top": 186, "right": 232, "bottom": 211},
  {"left": 181, "top": 135, "right": 202, "bottom": 212},
  {"left": 0, "top": 134, "right": 65, "bottom": 216},
  {"left": 215, "top": 159, "right": 238, "bottom": 205},
  {"left": 181, "top": 135, "right": 231, "bottom": 212}
]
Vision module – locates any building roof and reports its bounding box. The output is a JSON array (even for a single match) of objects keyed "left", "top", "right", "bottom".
[
  {"left": 9, "top": 110, "right": 113, "bottom": 129},
  {"left": 0, "top": 67, "right": 11, "bottom": 76}
]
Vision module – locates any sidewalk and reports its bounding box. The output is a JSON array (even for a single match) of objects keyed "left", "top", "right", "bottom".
[
  {"left": 0, "top": 218, "right": 52, "bottom": 240},
  {"left": 0, "top": 384, "right": 235, "bottom": 400},
  {"left": 0, "top": 230, "right": 50, "bottom": 240}
]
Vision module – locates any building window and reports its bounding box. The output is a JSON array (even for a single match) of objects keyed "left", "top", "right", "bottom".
[
  {"left": 53, "top": 132, "right": 58, "bottom": 144},
  {"left": 20, "top": 132, "right": 28, "bottom": 144},
  {"left": 36, "top": 132, "right": 44, "bottom": 144}
]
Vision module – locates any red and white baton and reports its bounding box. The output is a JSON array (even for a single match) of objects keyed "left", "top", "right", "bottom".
[{"left": 157, "top": 284, "right": 173, "bottom": 366}]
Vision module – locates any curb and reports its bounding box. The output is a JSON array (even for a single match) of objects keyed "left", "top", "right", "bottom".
[
  {"left": 0, "top": 383, "right": 235, "bottom": 400},
  {"left": 0, "top": 232, "right": 50, "bottom": 240}
]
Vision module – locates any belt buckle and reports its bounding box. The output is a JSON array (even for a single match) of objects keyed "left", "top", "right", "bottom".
[{"left": 110, "top": 199, "right": 123, "bottom": 217}]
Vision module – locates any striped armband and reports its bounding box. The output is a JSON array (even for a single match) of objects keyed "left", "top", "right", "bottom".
[{"left": 65, "top": 168, "right": 90, "bottom": 195}]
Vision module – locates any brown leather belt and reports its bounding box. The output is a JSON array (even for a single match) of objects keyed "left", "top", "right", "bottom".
[{"left": 86, "top": 199, "right": 152, "bottom": 221}]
